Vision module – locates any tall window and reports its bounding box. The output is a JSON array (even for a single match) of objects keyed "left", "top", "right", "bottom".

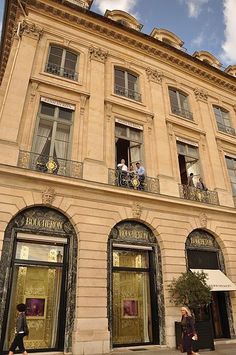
[
  {"left": 115, "top": 121, "right": 143, "bottom": 168},
  {"left": 32, "top": 100, "right": 73, "bottom": 174},
  {"left": 225, "top": 156, "right": 236, "bottom": 196},
  {"left": 114, "top": 68, "right": 141, "bottom": 102},
  {"left": 169, "top": 88, "right": 193, "bottom": 120},
  {"left": 213, "top": 106, "right": 235, "bottom": 135},
  {"left": 177, "top": 141, "right": 200, "bottom": 185},
  {"left": 45, "top": 46, "right": 78, "bottom": 81}
]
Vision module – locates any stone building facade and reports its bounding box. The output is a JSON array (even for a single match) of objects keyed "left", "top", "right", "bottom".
[{"left": 1, "top": 0, "right": 236, "bottom": 354}]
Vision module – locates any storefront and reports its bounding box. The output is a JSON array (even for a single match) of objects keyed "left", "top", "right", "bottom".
[
  {"left": 0, "top": 206, "right": 77, "bottom": 353},
  {"left": 186, "top": 229, "right": 236, "bottom": 339},
  {"left": 108, "top": 221, "right": 164, "bottom": 347}
]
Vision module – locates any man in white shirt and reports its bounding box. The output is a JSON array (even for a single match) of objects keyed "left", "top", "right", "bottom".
[
  {"left": 117, "top": 159, "right": 128, "bottom": 172},
  {"left": 136, "top": 162, "right": 145, "bottom": 190}
]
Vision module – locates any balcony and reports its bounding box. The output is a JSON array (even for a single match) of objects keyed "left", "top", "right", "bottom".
[
  {"left": 179, "top": 184, "right": 219, "bottom": 205},
  {"left": 114, "top": 84, "right": 141, "bottom": 102},
  {"left": 171, "top": 105, "right": 193, "bottom": 120},
  {"left": 108, "top": 169, "right": 160, "bottom": 194},
  {"left": 18, "top": 151, "right": 83, "bottom": 179},
  {"left": 45, "top": 63, "right": 78, "bottom": 81},
  {"left": 217, "top": 122, "right": 236, "bottom": 136}
]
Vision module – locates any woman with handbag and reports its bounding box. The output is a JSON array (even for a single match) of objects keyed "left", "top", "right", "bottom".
[{"left": 180, "top": 306, "right": 198, "bottom": 355}]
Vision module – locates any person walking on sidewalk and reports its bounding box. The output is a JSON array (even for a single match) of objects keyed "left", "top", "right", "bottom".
[
  {"left": 8, "top": 303, "right": 29, "bottom": 355},
  {"left": 180, "top": 306, "right": 198, "bottom": 355}
]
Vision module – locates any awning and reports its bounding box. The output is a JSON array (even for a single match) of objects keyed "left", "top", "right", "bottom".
[{"left": 190, "top": 269, "right": 236, "bottom": 291}]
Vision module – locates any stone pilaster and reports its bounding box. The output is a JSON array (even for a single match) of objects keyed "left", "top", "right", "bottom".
[{"left": 0, "top": 21, "right": 43, "bottom": 165}]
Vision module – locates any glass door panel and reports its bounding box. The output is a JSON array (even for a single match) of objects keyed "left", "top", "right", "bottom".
[
  {"left": 4, "top": 265, "right": 62, "bottom": 351},
  {"left": 112, "top": 271, "right": 152, "bottom": 345}
]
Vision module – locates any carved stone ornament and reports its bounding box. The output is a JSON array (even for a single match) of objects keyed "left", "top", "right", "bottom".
[
  {"left": 194, "top": 88, "right": 208, "bottom": 102},
  {"left": 79, "top": 94, "right": 87, "bottom": 115},
  {"left": 106, "top": 102, "right": 113, "bottom": 122},
  {"left": 199, "top": 212, "right": 207, "bottom": 228},
  {"left": 89, "top": 46, "right": 108, "bottom": 63},
  {"left": 14, "top": 20, "right": 43, "bottom": 40},
  {"left": 42, "top": 187, "right": 56, "bottom": 205},
  {"left": 146, "top": 67, "right": 162, "bottom": 83},
  {"left": 132, "top": 202, "right": 142, "bottom": 219}
]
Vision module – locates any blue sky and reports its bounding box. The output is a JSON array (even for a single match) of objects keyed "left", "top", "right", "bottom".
[{"left": 0, "top": 0, "right": 236, "bottom": 68}]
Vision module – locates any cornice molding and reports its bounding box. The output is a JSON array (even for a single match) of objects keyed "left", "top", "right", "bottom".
[
  {"left": 1, "top": 0, "right": 236, "bottom": 93},
  {"left": 89, "top": 45, "right": 108, "bottom": 63}
]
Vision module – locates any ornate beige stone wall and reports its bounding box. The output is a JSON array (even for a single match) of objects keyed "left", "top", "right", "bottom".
[{"left": 1, "top": 0, "right": 236, "bottom": 354}]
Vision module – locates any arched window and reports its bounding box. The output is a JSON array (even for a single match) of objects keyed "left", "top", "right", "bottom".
[
  {"left": 45, "top": 45, "right": 79, "bottom": 81},
  {"left": 168, "top": 87, "right": 192, "bottom": 120},
  {"left": 213, "top": 106, "right": 235, "bottom": 135},
  {"left": 114, "top": 68, "right": 141, "bottom": 102}
]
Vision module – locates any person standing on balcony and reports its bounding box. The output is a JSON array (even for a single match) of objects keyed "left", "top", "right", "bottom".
[
  {"left": 136, "top": 162, "right": 145, "bottom": 190},
  {"left": 117, "top": 159, "right": 128, "bottom": 186},
  {"left": 187, "top": 173, "right": 195, "bottom": 187},
  {"left": 196, "top": 178, "right": 207, "bottom": 191}
]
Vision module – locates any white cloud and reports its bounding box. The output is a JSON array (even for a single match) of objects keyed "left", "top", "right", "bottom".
[
  {"left": 191, "top": 32, "right": 204, "bottom": 48},
  {"left": 221, "top": 0, "right": 236, "bottom": 64},
  {"left": 179, "top": 0, "right": 210, "bottom": 18},
  {"left": 93, "top": 0, "right": 138, "bottom": 14}
]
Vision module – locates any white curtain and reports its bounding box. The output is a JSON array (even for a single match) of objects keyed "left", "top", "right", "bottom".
[
  {"left": 54, "top": 126, "right": 69, "bottom": 160},
  {"left": 34, "top": 125, "right": 51, "bottom": 155}
]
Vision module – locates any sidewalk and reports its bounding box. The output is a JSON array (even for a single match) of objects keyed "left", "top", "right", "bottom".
[{"left": 108, "top": 342, "right": 236, "bottom": 355}]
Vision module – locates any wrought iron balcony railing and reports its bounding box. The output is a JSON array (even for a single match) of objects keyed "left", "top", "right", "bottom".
[
  {"left": 217, "top": 122, "right": 236, "bottom": 136},
  {"left": 171, "top": 105, "right": 193, "bottom": 120},
  {"left": 45, "top": 63, "right": 78, "bottom": 81},
  {"left": 114, "top": 84, "right": 141, "bottom": 102},
  {"left": 18, "top": 151, "right": 83, "bottom": 179},
  {"left": 108, "top": 169, "right": 160, "bottom": 194},
  {"left": 179, "top": 184, "right": 219, "bottom": 205}
]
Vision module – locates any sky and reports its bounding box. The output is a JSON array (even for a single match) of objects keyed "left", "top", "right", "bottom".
[{"left": 0, "top": 0, "right": 236, "bottom": 69}]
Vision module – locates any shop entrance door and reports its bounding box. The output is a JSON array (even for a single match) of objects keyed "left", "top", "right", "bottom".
[
  {"left": 3, "top": 239, "right": 67, "bottom": 352},
  {"left": 211, "top": 292, "right": 230, "bottom": 339},
  {"left": 112, "top": 248, "right": 158, "bottom": 346}
]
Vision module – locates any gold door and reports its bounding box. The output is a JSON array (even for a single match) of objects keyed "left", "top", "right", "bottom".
[
  {"left": 4, "top": 240, "right": 65, "bottom": 351},
  {"left": 112, "top": 249, "right": 153, "bottom": 345}
]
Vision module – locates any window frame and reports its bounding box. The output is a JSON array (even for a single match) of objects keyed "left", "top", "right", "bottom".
[
  {"left": 225, "top": 156, "right": 236, "bottom": 196},
  {"left": 45, "top": 45, "right": 79, "bottom": 81},
  {"left": 168, "top": 87, "right": 193, "bottom": 120},
  {"left": 213, "top": 105, "right": 235, "bottom": 136},
  {"left": 114, "top": 67, "right": 141, "bottom": 102},
  {"left": 32, "top": 100, "right": 74, "bottom": 163}
]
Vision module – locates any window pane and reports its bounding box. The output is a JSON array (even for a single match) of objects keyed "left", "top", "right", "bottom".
[
  {"left": 113, "top": 250, "right": 149, "bottom": 268},
  {"left": 58, "top": 107, "right": 72, "bottom": 120},
  {"left": 128, "top": 73, "right": 138, "bottom": 91},
  {"left": 115, "top": 69, "right": 125, "bottom": 86},
  {"left": 54, "top": 123, "right": 70, "bottom": 160},
  {"left": 177, "top": 142, "right": 186, "bottom": 155},
  {"left": 129, "top": 128, "right": 142, "bottom": 141},
  {"left": 225, "top": 157, "right": 234, "bottom": 169},
  {"left": 179, "top": 92, "right": 189, "bottom": 111},
  {"left": 115, "top": 123, "right": 127, "bottom": 138},
  {"left": 40, "top": 103, "right": 55, "bottom": 117},
  {"left": 34, "top": 120, "right": 53, "bottom": 155},
  {"left": 48, "top": 46, "right": 63, "bottom": 66},
  {"left": 232, "top": 183, "right": 236, "bottom": 196},
  {"left": 169, "top": 88, "right": 179, "bottom": 111},
  {"left": 64, "top": 51, "right": 77, "bottom": 70},
  {"left": 16, "top": 242, "right": 64, "bottom": 263},
  {"left": 188, "top": 145, "right": 198, "bottom": 158}
]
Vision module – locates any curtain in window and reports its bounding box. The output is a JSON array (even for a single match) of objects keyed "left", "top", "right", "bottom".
[
  {"left": 54, "top": 124, "right": 70, "bottom": 160},
  {"left": 34, "top": 124, "right": 52, "bottom": 155}
]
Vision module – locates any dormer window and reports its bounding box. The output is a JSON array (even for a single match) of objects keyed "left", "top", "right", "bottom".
[
  {"left": 168, "top": 88, "right": 193, "bottom": 120},
  {"left": 117, "top": 19, "right": 130, "bottom": 28},
  {"left": 213, "top": 106, "right": 235, "bottom": 136},
  {"left": 114, "top": 68, "right": 141, "bottom": 102},
  {"left": 45, "top": 45, "right": 78, "bottom": 81}
]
